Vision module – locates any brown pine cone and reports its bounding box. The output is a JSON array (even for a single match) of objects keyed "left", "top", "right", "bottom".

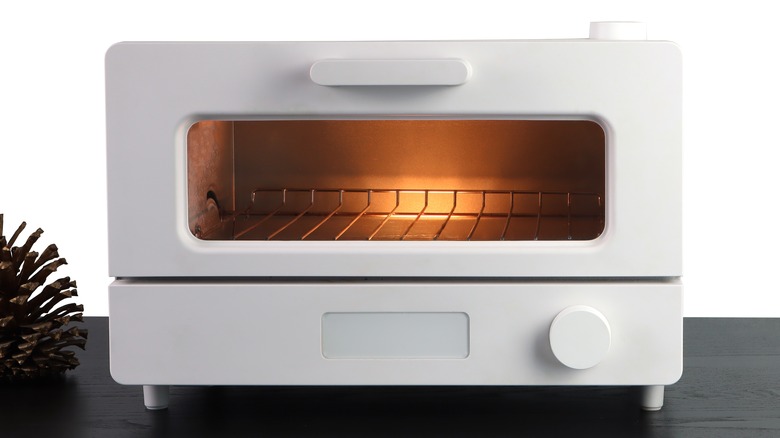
[{"left": 0, "top": 214, "right": 87, "bottom": 380}]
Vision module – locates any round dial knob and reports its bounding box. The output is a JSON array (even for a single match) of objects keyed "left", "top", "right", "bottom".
[{"left": 549, "top": 305, "right": 611, "bottom": 369}]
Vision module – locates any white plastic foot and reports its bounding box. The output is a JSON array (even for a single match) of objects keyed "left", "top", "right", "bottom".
[
  {"left": 641, "top": 385, "right": 664, "bottom": 411},
  {"left": 143, "top": 385, "right": 170, "bottom": 410}
]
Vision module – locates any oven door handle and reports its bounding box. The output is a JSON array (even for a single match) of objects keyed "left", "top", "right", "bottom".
[{"left": 309, "top": 59, "right": 471, "bottom": 86}]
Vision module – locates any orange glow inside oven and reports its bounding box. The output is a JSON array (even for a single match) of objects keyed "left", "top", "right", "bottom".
[{"left": 186, "top": 120, "right": 605, "bottom": 241}]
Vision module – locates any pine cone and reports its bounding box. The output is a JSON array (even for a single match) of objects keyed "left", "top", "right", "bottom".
[{"left": 0, "top": 214, "right": 87, "bottom": 380}]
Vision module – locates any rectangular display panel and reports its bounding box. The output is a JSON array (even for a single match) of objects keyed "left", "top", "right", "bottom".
[{"left": 321, "top": 312, "right": 470, "bottom": 359}]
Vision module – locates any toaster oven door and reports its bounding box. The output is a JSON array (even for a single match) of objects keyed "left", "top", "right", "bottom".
[{"left": 105, "top": 41, "right": 681, "bottom": 278}]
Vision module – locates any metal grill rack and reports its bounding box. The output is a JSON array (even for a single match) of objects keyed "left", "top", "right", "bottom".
[{"left": 226, "top": 189, "right": 604, "bottom": 241}]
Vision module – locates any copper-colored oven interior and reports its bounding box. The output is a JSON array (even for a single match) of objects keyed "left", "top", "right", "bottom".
[{"left": 187, "top": 120, "right": 605, "bottom": 241}]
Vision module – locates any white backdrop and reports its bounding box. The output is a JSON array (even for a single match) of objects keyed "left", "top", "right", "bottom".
[{"left": 1, "top": 1, "right": 778, "bottom": 316}]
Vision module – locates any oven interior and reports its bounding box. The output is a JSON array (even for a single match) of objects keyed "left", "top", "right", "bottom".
[{"left": 187, "top": 120, "right": 605, "bottom": 241}]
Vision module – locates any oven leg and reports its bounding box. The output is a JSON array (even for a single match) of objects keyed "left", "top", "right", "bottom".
[
  {"left": 143, "top": 385, "right": 170, "bottom": 410},
  {"left": 640, "top": 385, "right": 664, "bottom": 411}
]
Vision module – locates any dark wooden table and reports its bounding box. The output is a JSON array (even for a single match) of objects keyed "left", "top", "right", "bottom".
[{"left": 2, "top": 318, "right": 779, "bottom": 437}]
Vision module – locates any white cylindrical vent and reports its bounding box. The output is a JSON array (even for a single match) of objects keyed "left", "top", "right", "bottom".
[{"left": 589, "top": 22, "right": 647, "bottom": 40}]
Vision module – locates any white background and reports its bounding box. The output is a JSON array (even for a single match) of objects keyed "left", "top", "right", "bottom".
[{"left": 1, "top": 1, "right": 778, "bottom": 317}]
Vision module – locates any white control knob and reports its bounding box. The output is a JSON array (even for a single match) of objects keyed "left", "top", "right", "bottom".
[
  {"left": 589, "top": 22, "right": 647, "bottom": 40},
  {"left": 549, "top": 305, "right": 611, "bottom": 369}
]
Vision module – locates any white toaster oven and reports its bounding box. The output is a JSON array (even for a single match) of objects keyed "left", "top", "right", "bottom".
[{"left": 106, "top": 22, "right": 682, "bottom": 411}]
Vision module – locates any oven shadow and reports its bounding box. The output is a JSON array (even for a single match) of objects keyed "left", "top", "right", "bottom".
[{"left": 146, "top": 385, "right": 656, "bottom": 437}]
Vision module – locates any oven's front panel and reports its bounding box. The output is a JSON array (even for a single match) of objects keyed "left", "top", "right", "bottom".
[
  {"left": 106, "top": 41, "right": 681, "bottom": 278},
  {"left": 109, "top": 280, "right": 682, "bottom": 385}
]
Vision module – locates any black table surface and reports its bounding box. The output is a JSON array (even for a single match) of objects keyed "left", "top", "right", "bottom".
[{"left": 2, "top": 317, "right": 780, "bottom": 437}]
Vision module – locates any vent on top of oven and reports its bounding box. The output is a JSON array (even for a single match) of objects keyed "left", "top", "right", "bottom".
[{"left": 204, "top": 188, "right": 604, "bottom": 241}]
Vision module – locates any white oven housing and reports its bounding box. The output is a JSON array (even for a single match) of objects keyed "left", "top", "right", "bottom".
[
  {"left": 106, "top": 39, "right": 681, "bottom": 279},
  {"left": 106, "top": 23, "right": 682, "bottom": 412}
]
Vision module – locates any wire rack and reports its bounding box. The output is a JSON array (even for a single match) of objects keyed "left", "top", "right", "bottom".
[{"left": 216, "top": 188, "right": 603, "bottom": 241}]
